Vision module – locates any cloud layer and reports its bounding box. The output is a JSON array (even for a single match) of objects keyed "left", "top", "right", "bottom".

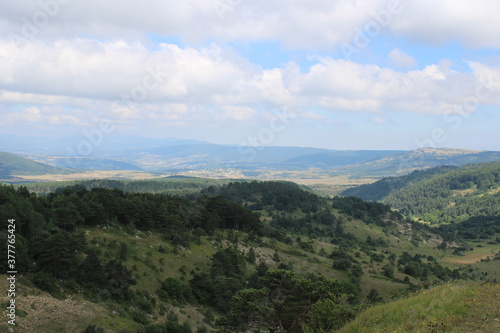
[{"left": 1, "top": 0, "right": 500, "bottom": 145}]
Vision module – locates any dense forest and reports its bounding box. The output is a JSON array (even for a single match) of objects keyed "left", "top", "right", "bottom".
[
  {"left": 341, "top": 165, "right": 458, "bottom": 201},
  {"left": 342, "top": 162, "right": 500, "bottom": 224},
  {"left": 0, "top": 179, "right": 497, "bottom": 332},
  {"left": 384, "top": 162, "right": 500, "bottom": 224},
  {"left": 19, "top": 177, "right": 240, "bottom": 197}
]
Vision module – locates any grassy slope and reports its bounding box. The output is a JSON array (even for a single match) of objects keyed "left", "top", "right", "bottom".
[
  {"left": 2, "top": 222, "right": 498, "bottom": 333},
  {"left": 1, "top": 178, "right": 498, "bottom": 332},
  {"left": 0, "top": 152, "right": 73, "bottom": 178},
  {"left": 336, "top": 282, "right": 500, "bottom": 333}
]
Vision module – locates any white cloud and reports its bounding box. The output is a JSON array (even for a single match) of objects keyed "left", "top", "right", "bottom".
[
  {"left": 0, "top": 0, "right": 390, "bottom": 50},
  {"left": 0, "top": 39, "right": 254, "bottom": 103},
  {"left": 391, "top": 0, "right": 500, "bottom": 48},
  {"left": 388, "top": 48, "right": 417, "bottom": 68},
  {"left": 1, "top": 38, "right": 500, "bottom": 132},
  {"left": 3, "top": 0, "right": 500, "bottom": 51},
  {"left": 5, "top": 106, "right": 88, "bottom": 126}
]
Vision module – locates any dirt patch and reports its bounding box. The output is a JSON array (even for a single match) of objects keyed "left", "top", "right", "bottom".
[
  {"left": 0, "top": 278, "right": 104, "bottom": 333},
  {"left": 443, "top": 253, "right": 495, "bottom": 265}
]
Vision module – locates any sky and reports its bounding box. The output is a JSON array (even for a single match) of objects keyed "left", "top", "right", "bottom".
[{"left": 1, "top": 0, "right": 500, "bottom": 151}]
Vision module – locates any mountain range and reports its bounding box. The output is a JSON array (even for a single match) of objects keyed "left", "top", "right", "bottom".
[{"left": 1, "top": 136, "right": 500, "bottom": 179}]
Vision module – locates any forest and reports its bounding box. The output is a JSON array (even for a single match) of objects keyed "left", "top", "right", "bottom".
[
  {"left": 0, "top": 179, "right": 497, "bottom": 332},
  {"left": 342, "top": 162, "right": 500, "bottom": 224}
]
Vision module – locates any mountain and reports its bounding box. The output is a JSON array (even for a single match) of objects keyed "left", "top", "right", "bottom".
[
  {"left": 143, "top": 144, "right": 404, "bottom": 171},
  {"left": 340, "top": 147, "right": 500, "bottom": 176},
  {"left": 0, "top": 152, "right": 73, "bottom": 180},
  {"left": 0, "top": 135, "right": 209, "bottom": 155},
  {"left": 35, "top": 156, "right": 143, "bottom": 171},
  {"left": 343, "top": 161, "right": 500, "bottom": 224},
  {"left": 2, "top": 136, "right": 500, "bottom": 177}
]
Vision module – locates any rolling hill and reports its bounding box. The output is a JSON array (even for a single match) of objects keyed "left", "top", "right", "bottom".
[
  {"left": 4, "top": 179, "right": 496, "bottom": 332},
  {"left": 341, "top": 165, "right": 459, "bottom": 201},
  {"left": 339, "top": 147, "right": 500, "bottom": 176},
  {"left": 3, "top": 136, "right": 500, "bottom": 176},
  {"left": 0, "top": 152, "right": 73, "bottom": 180},
  {"left": 343, "top": 161, "right": 500, "bottom": 224}
]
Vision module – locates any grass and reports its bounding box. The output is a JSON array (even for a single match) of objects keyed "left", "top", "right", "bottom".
[
  {"left": 336, "top": 282, "right": 500, "bottom": 333},
  {"left": 442, "top": 242, "right": 500, "bottom": 265}
]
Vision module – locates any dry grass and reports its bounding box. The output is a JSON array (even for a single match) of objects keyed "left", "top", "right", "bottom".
[
  {"left": 336, "top": 282, "right": 500, "bottom": 333},
  {"left": 12, "top": 170, "right": 165, "bottom": 182},
  {"left": 0, "top": 277, "right": 121, "bottom": 333}
]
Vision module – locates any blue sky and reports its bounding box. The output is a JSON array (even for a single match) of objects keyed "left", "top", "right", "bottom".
[{"left": 1, "top": 0, "right": 500, "bottom": 151}]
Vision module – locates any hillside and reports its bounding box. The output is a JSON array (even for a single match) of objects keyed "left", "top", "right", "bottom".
[
  {"left": 0, "top": 152, "right": 73, "bottom": 180},
  {"left": 341, "top": 165, "right": 458, "bottom": 201},
  {"left": 341, "top": 161, "right": 500, "bottom": 224},
  {"left": 337, "top": 282, "right": 500, "bottom": 333},
  {"left": 382, "top": 162, "right": 500, "bottom": 224},
  {"left": 340, "top": 147, "right": 500, "bottom": 176},
  {"left": 3, "top": 180, "right": 497, "bottom": 332}
]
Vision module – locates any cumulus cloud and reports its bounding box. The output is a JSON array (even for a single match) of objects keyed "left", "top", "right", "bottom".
[
  {"left": 388, "top": 48, "right": 417, "bottom": 68},
  {"left": 391, "top": 0, "right": 500, "bottom": 48},
  {"left": 2, "top": 37, "right": 498, "bottom": 126},
  {"left": 0, "top": 0, "right": 389, "bottom": 49},
  {"left": 0, "top": 39, "right": 254, "bottom": 103},
  {"left": 2, "top": 0, "right": 500, "bottom": 51}
]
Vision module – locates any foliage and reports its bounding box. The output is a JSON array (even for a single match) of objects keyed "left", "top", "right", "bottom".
[
  {"left": 382, "top": 162, "right": 500, "bottom": 224},
  {"left": 190, "top": 247, "right": 247, "bottom": 312},
  {"left": 83, "top": 324, "right": 105, "bottom": 333},
  {"left": 341, "top": 165, "right": 458, "bottom": 201},
  {"left": 219, "top": 269, "right": 358, "bottom": 332},
  {"left": 201, "top": 180, "right": 321, "bottom": 213},
  {"left": 331, "top": 196, "right": 397, "bottom": 226}
]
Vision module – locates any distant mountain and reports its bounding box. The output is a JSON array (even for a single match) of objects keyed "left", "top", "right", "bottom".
[
  {"left": 113, "top": 145, "right": 500, "bottom": 174},
  {"left": 2, "top": 135, "right": 500, "bottom": 177},
  {"left": 50, "top": 157, "right": 143, "bottom": 171},
  {"left": 340, "top": 148, "right": 500, "bottom": 176},
  {"left": 343, "top": 161, "right": 500, "bottom": 224},
  {"left": 0, "top": 152, "right": 73, "bottom": 180},
  {"left": 141, "top": 144, "right": 404, "bottom": 171},
  {"left": 0, "top": 135, "right": 209, "bottom": 155}
]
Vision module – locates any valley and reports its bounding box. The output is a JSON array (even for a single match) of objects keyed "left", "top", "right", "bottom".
[
  {"left": 1, "top": 145, "right": 499, "bottom": 332},
  {"left": 1, "top": 170, "right": 499, "bottom": 332}
]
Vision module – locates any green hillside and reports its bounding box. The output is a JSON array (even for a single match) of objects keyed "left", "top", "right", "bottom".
[
  {"left": 0, "top": 152, "right": 73, "bottom": 179},
  {"left": 383, "top": 162, "right": 500, "bottom": 224},
  {"left": 0, "top": 180, "right": 498, "bottom": 332},
  {"left": 337, "top": 282, "right": 500, "bottom": 333},
  {"left": 341, "top": 165, "right": 458, "bottom": 201},
  {"left": 342, "top": 162, "right": 500, "bottom": 225}
]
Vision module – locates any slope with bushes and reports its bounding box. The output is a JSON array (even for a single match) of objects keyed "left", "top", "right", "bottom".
[
  {"left": 342, "top": 162, "right": 500, "bottom": 226},
  {"left": 0, "top": 180, "right": 496, "bottom": 332}
]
